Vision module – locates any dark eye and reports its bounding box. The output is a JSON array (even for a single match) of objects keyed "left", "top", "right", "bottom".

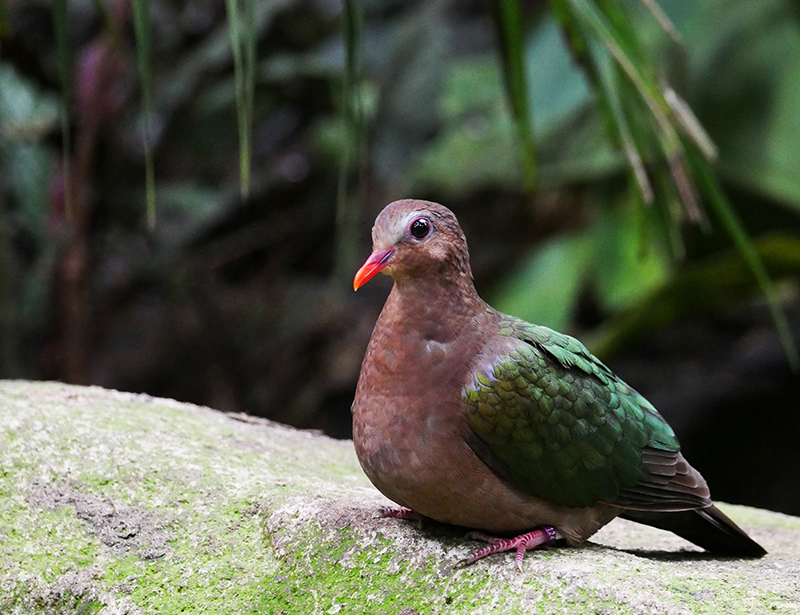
[{"left": 409, "top": 217, "right": 432, "bottom": 240}]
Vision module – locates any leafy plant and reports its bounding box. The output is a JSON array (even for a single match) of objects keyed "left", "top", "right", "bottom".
[{"left": 483, "top": 0, "right": 798, "bottom": 365}]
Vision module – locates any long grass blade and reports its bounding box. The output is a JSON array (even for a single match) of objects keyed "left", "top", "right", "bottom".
[
  {"left": 664, "top": 86, "right": 717, "bottom": 161},
  {"left": 225, "top": 0, "right": 243, "bottom": 186},
  {"left": 653, "top": 166, "right": 686, "bottom": 259},
  {"left": 493, "top": 0, "right": 536, "bottom": 188},
  {"left": 588, "top": 40, "right": 653, "bottom": 204},
  {"left": 550, "top": 0, "right": 793, "bottom": 363},
  {"left": 565, "top": 0, "right": 708, "bottom": 224},
  {"left": 53, "top": 0, "right": 72, "bottom": 223},
  {"left": 225, "top": 0, "right": 256, "bottom": 199},
  {"left": 567, "top": 0, "right": 678, "bottom": 153},
  {"left": 243, "top": 0, "right": 256, "bottom": 191},
  {"left": 667, "top": 152, "right": 704, "bottom": 225},
  {"left": 553, "top": 1, "right": 661, "bottom": 211},
  {"left": 636, "top": 0, "right": 681, "bottom": 44},
  {"left": 132, "top": 0, "right": 156, "bottom": 229},
  {"left": 335, "top": 0, "right": 365, "bottom": 283},
  {"left": 687, "top": 144, "right": 799, "bottom": 370}
]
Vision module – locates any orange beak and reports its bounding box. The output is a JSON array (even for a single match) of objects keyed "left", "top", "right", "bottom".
[{"left": 353, "top": 248, "right": 395, "bottom": 291}]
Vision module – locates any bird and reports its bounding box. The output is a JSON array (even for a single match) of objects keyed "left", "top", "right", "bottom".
[{"left": 351, "top": 198, "right": 766, "bottom": 569}]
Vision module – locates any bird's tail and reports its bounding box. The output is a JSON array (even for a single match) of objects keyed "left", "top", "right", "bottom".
[{"left": 620, "top": 504, "right": 766, "bottom": 557}]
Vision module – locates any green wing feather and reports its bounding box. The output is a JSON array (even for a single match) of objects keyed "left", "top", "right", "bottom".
[{"left": 464, "top": 315, "right": 681, "bottom": 508}]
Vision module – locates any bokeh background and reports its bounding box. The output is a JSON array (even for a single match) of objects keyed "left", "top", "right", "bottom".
[{"left": 2, "top": 0, "right": 799, "bottom": 515}]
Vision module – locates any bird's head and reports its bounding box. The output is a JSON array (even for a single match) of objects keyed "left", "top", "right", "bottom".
[{"left": 353, "top": 199, "right": 472, "bottom": 290}]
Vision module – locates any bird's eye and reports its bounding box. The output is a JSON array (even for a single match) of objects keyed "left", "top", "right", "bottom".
[{"left": 409, "top": 217, "right": 432, "bottom": 240}]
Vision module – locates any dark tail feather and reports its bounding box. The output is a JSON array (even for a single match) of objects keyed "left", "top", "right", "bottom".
[{"left": 620, "top": 505, "right": 767, "bottom": 557}]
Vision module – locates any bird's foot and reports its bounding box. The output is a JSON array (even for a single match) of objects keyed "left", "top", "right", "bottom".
[
  {"left": 372, "top": 506, "right": 426, "bottom": 528},
  {"left": 455, "top": 526, "right": 562, "bottom": 571}
]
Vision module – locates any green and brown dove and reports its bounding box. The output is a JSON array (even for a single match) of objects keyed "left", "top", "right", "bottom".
[{"left": 352, "top": 199, "right": 766, "bottom": 568}]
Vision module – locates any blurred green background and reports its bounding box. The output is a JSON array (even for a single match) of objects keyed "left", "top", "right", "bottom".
[{"left": 1, "top": 0, "right": 799, "bottom": 515}]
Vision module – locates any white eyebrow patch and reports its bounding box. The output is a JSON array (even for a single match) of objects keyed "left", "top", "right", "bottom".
[{"left": 372, "top": 209, "right": 433, "bottom": 249}]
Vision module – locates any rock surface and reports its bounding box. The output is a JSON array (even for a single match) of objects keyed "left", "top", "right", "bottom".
[{"left": 1, "top": 380, "right": 798, "bottom": 614}]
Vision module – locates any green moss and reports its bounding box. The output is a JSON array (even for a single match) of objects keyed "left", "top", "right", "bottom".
[
  {"left": 0, "top": 501, "right": 102, "bottom": 582},
  {"left": 2, "top": 382, "right": 799, "bottom": 614},
  {"left": 256, "top": 521, "right": 544, "bottom": 614},
  {"left": 3, "top": 589, "right": 105, "bottom": 615}
]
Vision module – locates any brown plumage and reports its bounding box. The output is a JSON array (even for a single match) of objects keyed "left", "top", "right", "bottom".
[{"left": 352, "top": 199, "right": 766, "bottom": 566}]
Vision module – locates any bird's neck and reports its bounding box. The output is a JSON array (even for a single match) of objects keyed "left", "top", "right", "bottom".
[{"left": 381, "top": 272, "right": 487, "bottom": 344}]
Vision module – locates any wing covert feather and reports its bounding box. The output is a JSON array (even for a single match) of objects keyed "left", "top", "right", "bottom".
[{"left": 464, "top": 315, "right": 708, "bottom": 510}]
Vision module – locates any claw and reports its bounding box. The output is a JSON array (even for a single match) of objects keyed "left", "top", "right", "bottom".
[
  {"left": 455, "top": 526, "right": 562, "bottom": 571},
  {"left": 372, "top": 506, "right": 426, "bottom": 528}
]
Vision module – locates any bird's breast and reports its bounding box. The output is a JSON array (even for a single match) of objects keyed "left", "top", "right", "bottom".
[{"left": 353, "top": 328, "right": 473, "bottom": 496}]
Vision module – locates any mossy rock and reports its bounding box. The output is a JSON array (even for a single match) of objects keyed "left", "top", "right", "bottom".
[{"left": 1, "top": 380, "right": 798, "bottom": 614}]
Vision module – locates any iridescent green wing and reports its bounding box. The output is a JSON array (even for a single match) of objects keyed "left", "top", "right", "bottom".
[{"left": 463, "top": 314, "right": 694, "bottom": 509}]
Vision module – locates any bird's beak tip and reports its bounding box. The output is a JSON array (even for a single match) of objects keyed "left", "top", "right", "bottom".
[{"left": 353, "top": 248, "right": 395, "bottom": 291}]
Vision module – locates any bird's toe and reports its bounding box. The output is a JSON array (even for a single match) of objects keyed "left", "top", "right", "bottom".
[{"left": 456, "top": 526, "right": 562, "bottom": 570}]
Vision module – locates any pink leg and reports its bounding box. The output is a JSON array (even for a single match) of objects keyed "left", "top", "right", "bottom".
[
  {"left": 456, "top": 526, "right": 562, "bottom": 571},
  {"left": 372, "top": 506, "right": 427, "bottom": 528}
]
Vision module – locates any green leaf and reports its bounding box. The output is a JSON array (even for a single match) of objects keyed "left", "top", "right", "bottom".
[
  {"left": 525, "top": 16, "right": 592, "bottom": 139},
  {"left": 683, "top": 0, "right": 800, "bottom": 210},
  {"left": 492, "top": 232, "right": 593, "bottom": 331},
  {"left": 589, "top": 233, "right": 800, "bottom": 360},
  {"left": 408, "top": 17, "right": 611, "bottom": 194},
  {"left": 592, "top": 204, "right": 669, "bottom": 310}
]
